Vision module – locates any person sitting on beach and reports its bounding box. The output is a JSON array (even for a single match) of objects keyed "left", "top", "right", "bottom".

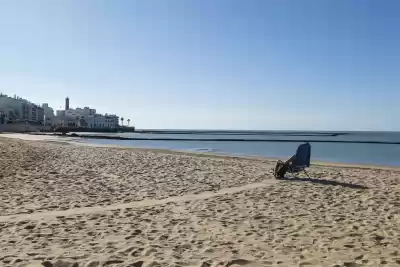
[
  {"left": 274, "top": 143, "right": 311, "bottom": 178},
  {"left": 274, "top": 156, "right": 295, "bottom": 178}
]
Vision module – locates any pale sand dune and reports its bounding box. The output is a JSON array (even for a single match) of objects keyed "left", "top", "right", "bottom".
[{"left": 0, "top": 136, "right": 399, "bottom": 267}]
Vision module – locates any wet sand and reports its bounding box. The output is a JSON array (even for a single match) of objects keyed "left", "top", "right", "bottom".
[{"left": 0, "top": 136, "right": 399, "bottom": 267}]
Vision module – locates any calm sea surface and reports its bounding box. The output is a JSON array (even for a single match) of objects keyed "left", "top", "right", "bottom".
[{"left": 76, "top": 131, "right": 400, "bottom": 167}]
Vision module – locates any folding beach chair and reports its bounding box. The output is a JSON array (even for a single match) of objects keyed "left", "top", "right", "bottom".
[{"left": 287, "top": 142, "right": 311, "bottom": 178}]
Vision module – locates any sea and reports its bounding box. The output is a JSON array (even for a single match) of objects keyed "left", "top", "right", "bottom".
[{"left": 75, "top": 130, "right": 400, "bottom": 167}]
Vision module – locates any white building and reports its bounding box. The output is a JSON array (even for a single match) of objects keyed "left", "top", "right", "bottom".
[
  {"left": 0, "top": 93, "right": 44, "bottom": 124},
  {"left": 85, "top": 114, "right": 119, "bottom": 129},
  {"left": 65, "top": 107, "right": 96, "bottom": 117},
  {"left": 42, "top": 103, "right": 55, "bottom": 126},
  {"left": 54, "top": 97, "right": 120, "bottom": 129}
]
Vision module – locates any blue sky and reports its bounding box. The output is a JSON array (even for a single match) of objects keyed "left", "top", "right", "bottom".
[{"left": 0, "top": 0, "right": 399, "bottom": 130}]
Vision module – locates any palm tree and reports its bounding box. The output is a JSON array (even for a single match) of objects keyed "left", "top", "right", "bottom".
[
  {"left": 127, "top": 119, "right": 130, "bottom": 126},
  {"left": 75, "top": 116, "right": 80, "bottom": 128},
  {"left": 120, "top": 117, "right": 124, "bottom": 126}
]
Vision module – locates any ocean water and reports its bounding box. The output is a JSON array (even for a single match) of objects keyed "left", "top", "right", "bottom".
[{"left": 76, "top": 131, "right": 400, "bottom": 167}]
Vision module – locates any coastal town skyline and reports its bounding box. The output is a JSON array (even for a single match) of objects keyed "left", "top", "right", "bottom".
[{"left": 0, "top": 91, "right": 130, "bottom": 129}]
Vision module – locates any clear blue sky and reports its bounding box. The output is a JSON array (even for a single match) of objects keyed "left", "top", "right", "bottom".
[{"left": 0, "top": 0, "right": 399, "bottom": 130}]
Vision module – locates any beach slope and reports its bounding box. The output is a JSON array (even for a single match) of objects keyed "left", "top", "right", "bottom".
[{"left": 0, "top": 137, "right": 399, "bottom": 267}]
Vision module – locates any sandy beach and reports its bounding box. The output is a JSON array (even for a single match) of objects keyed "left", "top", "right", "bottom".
[{"left": 0, "top": 135, "right": 399, "bottom": 267}]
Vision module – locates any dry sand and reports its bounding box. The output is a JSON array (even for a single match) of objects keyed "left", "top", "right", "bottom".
[{"left": 0, "top": 135, "right": 399, "bottom": 267}]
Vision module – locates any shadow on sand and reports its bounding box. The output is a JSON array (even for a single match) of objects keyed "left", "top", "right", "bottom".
[{"left": 277, "top": 176, "right": 368, "bottom": 189}]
